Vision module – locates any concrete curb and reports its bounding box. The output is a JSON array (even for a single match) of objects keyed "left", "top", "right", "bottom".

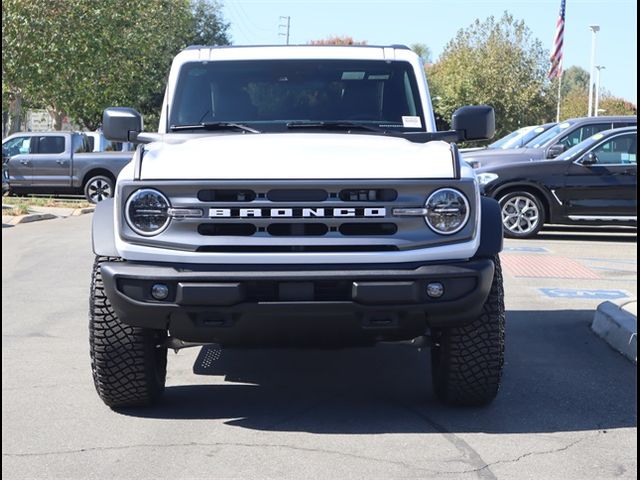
[
  {"left": 4, "top": 213, "right": 58, "bottom": 225},
  {"left": 72, "top": 207, "right": 95, "bottom": 216},
  {"left": 591, "top": 299, "right": 637, "bottom": 363}
]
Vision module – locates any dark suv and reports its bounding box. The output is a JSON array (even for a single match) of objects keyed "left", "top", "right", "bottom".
[
  {"left": 477, "top": 127, "right": 637, "bottom": 238},
  {"left": 464, "top": 116, "right": 637, "bottom": 169}
]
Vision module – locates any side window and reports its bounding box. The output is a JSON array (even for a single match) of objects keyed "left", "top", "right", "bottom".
[
  {"left": 2, "top": 136, "right": 32, "bottom": 158},
  {"left": 612, "top": 122, "right": 637, "bottom": 128},
  {"left": 73, "top": 135, "right": 88, "bottom": 153},
  {"left": 559, "top": 123, "right": 610, "bottom": 149},
  {"left": 36, "top": 136, "right": 65, "bottom": 154},
  {"left": 591, "top": 133, "right": 637, "bottom": 165}
]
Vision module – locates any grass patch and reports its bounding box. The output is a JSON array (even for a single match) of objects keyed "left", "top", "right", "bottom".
[
  {"left": 3, "top": 205, "right": 31, "bottom": 216},
  {"left": 2, "top": 196, "right": 93, "bottom": 211}
]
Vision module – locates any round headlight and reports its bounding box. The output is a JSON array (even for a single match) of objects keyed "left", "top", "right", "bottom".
[
  {"left": 425, "top": 188, "right": 470, "bottom": 235},
  {"left": 125, "top": 189, "right": 171, "bottom": 236}
]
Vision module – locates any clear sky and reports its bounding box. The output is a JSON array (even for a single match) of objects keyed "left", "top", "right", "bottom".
[{"left": 222, "top": 0, "right": 637, "bottom": 103}]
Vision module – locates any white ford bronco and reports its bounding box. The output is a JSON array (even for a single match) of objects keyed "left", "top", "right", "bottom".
[{"left": 90, "top": 45, "right": 505, "bottom": 409}]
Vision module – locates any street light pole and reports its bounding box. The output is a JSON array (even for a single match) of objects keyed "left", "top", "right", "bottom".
[
  {"left": 594, "top": 65, "right": 606, "bottom": 117},
  {"left": 587, "top": 25, "right": 600, "bottom": 117}
]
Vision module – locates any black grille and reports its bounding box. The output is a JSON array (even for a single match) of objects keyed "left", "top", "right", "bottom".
[
  {"left": 339, "top": 188, "right": 397, "bottom": 202},
  {"left": 339, "top": 223, "right": 397, "bottom": 236},
  {"left": 267, "top": 223, "right": 328, "bottom": 236},
  {"left": 198, "top": 224, "right": 256, "bottom": 236},
  {"left": 267, "top": 189, "right": 328, "bottom": 202},
  {"left": 197, "top": 189, "right": 256, "bottom": 202}
]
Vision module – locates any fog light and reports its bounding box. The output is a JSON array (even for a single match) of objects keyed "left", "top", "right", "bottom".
[
  {"left": 426, "top": 282, "right": 444, "bottom": 298},
  {"left": 151, "top": 283, "right": 169, "bottom": 300}
]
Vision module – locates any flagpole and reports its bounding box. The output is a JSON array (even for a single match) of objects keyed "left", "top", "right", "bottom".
[{"left": 556, "top": 72, "right": 563, "bottom": 122}]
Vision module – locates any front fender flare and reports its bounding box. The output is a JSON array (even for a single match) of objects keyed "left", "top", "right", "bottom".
[
  {"left": 474, "top": 196, "right": 503, "bottom": 259},
  {"left": 92, "top": 198, "right": 119, "bottom": 257}
]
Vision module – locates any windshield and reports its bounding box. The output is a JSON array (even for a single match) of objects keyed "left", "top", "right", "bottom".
[
  {"left": 524, "top": 121, "right": 574, "bottom": 148},
  {"left": 556, "top": 131, "right": 608, "bottom": 161},
  {"left": 169, "top": 60, "right": 425, "bottom": 132},
  {"left": 488, "top": 126, "right": 536, "bottom": 149}
]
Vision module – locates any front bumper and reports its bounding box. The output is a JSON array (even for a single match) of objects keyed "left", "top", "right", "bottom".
[{"left": 100, "top": 258, "right": 495, "bottom": 347}]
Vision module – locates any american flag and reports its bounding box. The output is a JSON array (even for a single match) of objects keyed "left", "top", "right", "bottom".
[{"left": 548, "top": 0, "right": 566, "bottom": 79}]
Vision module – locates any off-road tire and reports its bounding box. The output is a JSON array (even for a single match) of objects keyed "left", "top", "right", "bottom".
[
  {"left": 89, "top": 256, "right": 167, "bottom": 408},
  {"left": 430, "top": 255, "right": 505, "bottom": 406}
]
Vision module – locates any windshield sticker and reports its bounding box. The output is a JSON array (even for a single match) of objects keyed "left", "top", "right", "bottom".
[
  {"left": 559, "top": 122, "right": 571, "bottom": 129},
  {"left": 402, "top": 116, "right": 422, "bottom": 128},
  {"left": 341, "top": 71, "right": 366, "bottom": 80},
  {"left": 592, "top": 133, "right": 604, "bottom": 140},
  {"left": 368, "top": 74, "right": 390, "bottom": 80},
  {"left": 534, "top": 127, "right": 545, "bottom": 132}
]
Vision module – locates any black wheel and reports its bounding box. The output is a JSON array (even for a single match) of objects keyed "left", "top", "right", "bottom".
[
  {"left": 498, "top": 191, "right": 545, "bottom": 239},
  {"left": 89, "top": 256, "right": 167, "bottom": 408},
  {"left": 84, "top": 175, "right": 114, "bottom": 203},
  {"left": 430, "top": 255, "right": 505, "bottom": 406}
]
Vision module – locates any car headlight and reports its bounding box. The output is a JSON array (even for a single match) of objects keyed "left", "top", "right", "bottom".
[
  {"left": 424, "top": 188, "right": 470, "bottom": 235},
  {"left": 125, "top": 188, "right": 171, "bottom": 236},
  {"left": 476, "top": 172, "right": 499, "bottom": 186}
]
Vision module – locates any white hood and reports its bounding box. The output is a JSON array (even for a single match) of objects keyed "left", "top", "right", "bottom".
[{"left": 140, "top": 133, "right": 455, "bottom": 180}]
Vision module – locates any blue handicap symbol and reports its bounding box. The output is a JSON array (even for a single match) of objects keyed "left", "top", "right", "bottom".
[{"left": 540, "top": 288, "right": 629, "bottom": 300}]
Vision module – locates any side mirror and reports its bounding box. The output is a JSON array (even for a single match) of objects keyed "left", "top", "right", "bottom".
[
  {"left": 547, "top": 143, "right": 566, "bottom": 158},
  {"left": 103, "top": 107, "right": 143, "bottom": 143},
  {"left": 452, "top": 105, "right": 495, "bottom": 141},
  {"left": 581, "top": 152, "right": 598, "bottom": 165}
]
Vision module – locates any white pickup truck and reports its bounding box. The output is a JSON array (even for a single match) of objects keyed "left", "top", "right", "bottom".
[{"left": 90, "top": 45, "right": 505, "bottom": 409}]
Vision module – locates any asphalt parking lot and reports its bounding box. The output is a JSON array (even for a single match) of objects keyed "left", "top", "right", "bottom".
[{"left": 2, "top": 215, "right": 637, "bottom": 480}]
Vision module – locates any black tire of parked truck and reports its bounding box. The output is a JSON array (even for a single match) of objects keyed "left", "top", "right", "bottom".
[
  {"left": 430, "top": 255, "right": 505, "bottom": 406},
  {"left": 89, "top": 256, "right": 168, "bottom": 408}
]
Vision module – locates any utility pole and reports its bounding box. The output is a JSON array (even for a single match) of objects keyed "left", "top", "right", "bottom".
[
  {"left": 594, "top": 65, "right": 606, "bottom": 117},
  {"left": 279, "top": 16, "right": 291, "bottom": 45},
  {"left": 587, "top": 25, "right": 600, "bottom": 117}
]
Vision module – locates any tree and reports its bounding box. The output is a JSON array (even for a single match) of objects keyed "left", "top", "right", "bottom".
[
  {"left": 561, "top": 65, "right": 589, "bottom": 97},
  {"left": 597, "top": 95, "right": 637, "bottom": 116},
  {"left": 2, "top": 0, "right": 230, "bottom": 132},
  {"left": 428, "top": 12, "right": 555, "bottom": 138},
  {"left": 410, "top": 43, "right": 432, "bottom": 64},
  {"left": 308, "top": 36, "right": 367, "bottom": 45}
]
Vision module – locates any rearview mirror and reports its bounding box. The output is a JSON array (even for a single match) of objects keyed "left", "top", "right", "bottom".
[
  {"left": 451, "top": 105, "right": 495, "bottom": 141},
  {"left": 103, "top": 107, "right": 143, "bottom": 143}
]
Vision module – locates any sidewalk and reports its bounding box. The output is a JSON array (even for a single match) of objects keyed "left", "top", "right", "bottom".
[
  {"left": 2, "top": 204, "right": 94, "bottom": 225},
  {"left": 592, "top": 299, "right": 637, "bottom": 363}
]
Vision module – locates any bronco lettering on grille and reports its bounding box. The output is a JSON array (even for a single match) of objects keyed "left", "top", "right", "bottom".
[{"left": 208, "top": 207, "right": 387, "bottom": 218}]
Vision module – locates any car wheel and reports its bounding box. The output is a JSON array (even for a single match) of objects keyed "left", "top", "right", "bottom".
[
  {"left": 89, "top": 256, "right": 168, "bottom": 408},
  {"left": 498, "top": 191, "right": 545, "bottom": 239},
  {"left": 84, "top": 175, "right": 114, "bottom": 203},
  {"left": 430, "top": 255, "right": 505, "bottom": 406}
]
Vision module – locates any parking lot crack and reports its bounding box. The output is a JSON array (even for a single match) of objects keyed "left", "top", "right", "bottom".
[
  {"left": 2, "top": 441, "right": 446, "bottom": 475},
  {"left": 458, "top": 433, "right": 600, "bottom": 475}
]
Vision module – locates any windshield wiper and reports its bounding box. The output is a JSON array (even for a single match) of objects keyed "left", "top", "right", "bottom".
[
  {"left": 169, "top": 122, "right": 261, "bottom": 133},
  {"left": 286, "top": 121, "right": 387, "bottom": 133}
]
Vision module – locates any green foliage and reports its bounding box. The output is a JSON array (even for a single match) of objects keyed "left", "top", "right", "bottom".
[
  {"left": 598, "top": 96, "right": 637, "bottom": 116},
  {"left": 2, "top": 0, "right": 230, "bottom": 131},
  {"left": 561, "top": 65, "right": 589, "bottom": 97},
  {"left": 410, "top": 43, "right": 432, "bottom": 64},
  {"left": 428, "top": 12, "right": 556, "bottom": 139},
  {"left": 308, "top": 36, "right": 368, "bottom": 45}
]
